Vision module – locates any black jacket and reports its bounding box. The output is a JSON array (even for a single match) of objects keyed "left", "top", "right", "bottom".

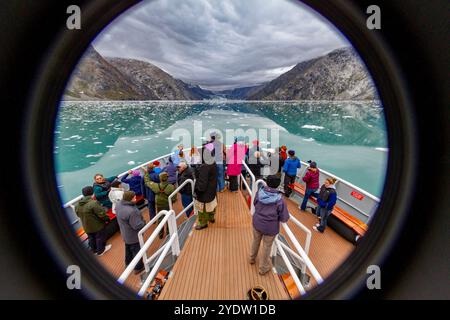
[
  {"left": 194, "top": 163, "right": 217, "bottom": 203},
  {"left": 177, "top": 167, "right": 194, "bottom": 195}
]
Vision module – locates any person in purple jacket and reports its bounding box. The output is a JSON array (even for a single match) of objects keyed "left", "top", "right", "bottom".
[
  {"left": 120, "top": 170, "right": 143, "bottom": 196},
  {"left": 300, "top": 161, "right": 320, "bottom": 211},
  {"left": 249, "top": 175, "right": 290, "bottom": 275},
  {"left": 162, "top": 157, "right": 178, "bottom": 185}
]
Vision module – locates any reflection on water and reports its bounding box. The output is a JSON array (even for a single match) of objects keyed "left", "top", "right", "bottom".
[{"left": 55, "top": 101, "right": 387, "bottom": 201}]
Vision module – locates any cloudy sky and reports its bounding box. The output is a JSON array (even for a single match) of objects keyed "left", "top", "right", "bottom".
[{"left": 93, "top": 0, "right": 348, "bottom": 91}]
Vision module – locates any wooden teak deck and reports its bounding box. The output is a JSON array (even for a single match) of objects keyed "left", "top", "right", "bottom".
[
  {"left": 95, "top": 190, "right": 355, "bottom": 299},
  {"left": 159, "top": 191, "right": 289, "bottom": 300}
]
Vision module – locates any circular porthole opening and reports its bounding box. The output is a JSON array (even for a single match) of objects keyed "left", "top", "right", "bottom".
[{"left": 24, "top": 0, "right": 415, "bottom": 299}]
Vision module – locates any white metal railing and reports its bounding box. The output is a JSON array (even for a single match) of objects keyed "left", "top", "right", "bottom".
[
  {"left": 118, "top": 209, "right": 180, "bottom": 297},
  {"left": 252, "top": 178, "right": 322, "bottom": 294},
  {"left": 275, "top": 240, "right": 306, "bottom": 295},
  {"left": 241, "top": 161, "right": 256, "bottom": 214},
  {"left": 295, "top": 160, "right": 380, "bottom": 224},
  {"left": 168, "top": 178, "right": 197, "bottom": 220},
  {"left": 64, "top": 150, "right": 379, "bottom": 228}
]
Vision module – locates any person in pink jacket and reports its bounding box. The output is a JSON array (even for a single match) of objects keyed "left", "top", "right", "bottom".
[
  {"left": 226, "top": 137, "right": 248, "bottom": 192},
  {"left": 300, "top": 161, "right": 320, "bottom": 211}
]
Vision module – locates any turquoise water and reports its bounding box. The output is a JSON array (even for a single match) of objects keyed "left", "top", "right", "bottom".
[{"left": 55, "top": 101, "right": 388, "bottom": 202}]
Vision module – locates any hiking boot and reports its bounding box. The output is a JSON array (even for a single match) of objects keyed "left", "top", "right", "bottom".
[
  {"left": 313, "top": 226, "right": 324, "bottom": 233},
  {"left": 195, "top": 224, "right": 208, "bottom": 230},
  {"left": 259, "top": 268, "right": 271, "bottom": 275},
  {"left": 249, "top": 257, "right": 256, "bottom": 265},
  {"left": 97, "top": 244, "right": 112, "bottom": 256},
  {"left": 209, "top": 218, "right": 215, "bottom": 223}
]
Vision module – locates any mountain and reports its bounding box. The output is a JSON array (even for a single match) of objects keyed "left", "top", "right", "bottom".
[
  {"left": 63, "top": 46, "right": 149, "bottom": 100},
  {"left": 246, "top": 47, "right": 377, "bottom": 101},
  {"left": 107, "top": 58, "right": 215, "bottom": 100},
  {"left": 214, "top": 85, "right": 264, "bottom": 100},
  {"left": 63, "top": 46, "right": 213, "bottom": 100},
  {"left": 64, "top": 46, "right": 376, "bottom": 101}
]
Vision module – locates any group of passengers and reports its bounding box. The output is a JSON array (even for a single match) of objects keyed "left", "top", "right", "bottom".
[{"left": 74, "top": 131, "right": 338, "bottom": 276}]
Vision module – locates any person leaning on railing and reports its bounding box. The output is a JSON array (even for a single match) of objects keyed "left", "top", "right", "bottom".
[{"left": 93, "top": 173, "right": 118, "bottom": 210}]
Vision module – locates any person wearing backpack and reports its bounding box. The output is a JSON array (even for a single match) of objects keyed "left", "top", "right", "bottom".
[{"left": 143, "top": 170, "right": 175, "bottom": 239}]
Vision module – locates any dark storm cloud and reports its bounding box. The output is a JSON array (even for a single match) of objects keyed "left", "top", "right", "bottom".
[{"left": 93, "top": 0, "right": 348, "bottom": 90}]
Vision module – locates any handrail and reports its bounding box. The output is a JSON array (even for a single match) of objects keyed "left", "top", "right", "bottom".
[
  {"left": 138, "top": 210, "right": 169, "bottom": 273},
  {"left": 275, "top": 239, "right": 306, "bottom": 295},
  {"left": 241, "top": 161, "right": 256, "bottom": 214},
  {"left": 118, "top": 210, "right": 180, "bottom": 297},
  {"left": 168, "top": 178, "right": 197, "bottom": 220},
  {"left": 63, "top": 152, "right": 174, "bottom": 208},
  {"left": 281, "top": 222, "right": 323, "bottom": 284},
  {"left": 298, "top": 160, "right": 380, "bottom": 203}
]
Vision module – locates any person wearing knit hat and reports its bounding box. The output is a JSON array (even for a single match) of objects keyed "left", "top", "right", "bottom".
[
  {"left": 282, "top": 149, "right": 301, "bottom": 197},
  {"left": 152, "top": 161, "right": 162, "bottom": 174},
  {"left": 159, "top": 171, "right": 168, "bottom": 182},
  {"left": 143, "top": 167, "right": 175, "bottom": 238},
  {"left": 115, "top": 190, "right": 146, "bottom": 275}
]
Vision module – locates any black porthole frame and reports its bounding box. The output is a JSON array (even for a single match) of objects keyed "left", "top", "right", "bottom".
[{"left": 18, "top": 0, "right": 447, "bottom": 299}]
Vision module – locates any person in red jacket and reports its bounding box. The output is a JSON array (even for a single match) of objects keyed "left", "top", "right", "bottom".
[{"left": 300, "top": 161, "right": 320, "bottom": 211}]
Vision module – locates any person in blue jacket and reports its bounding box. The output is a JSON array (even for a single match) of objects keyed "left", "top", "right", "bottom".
[
  {"left": 282, "top": 150, "right": 300, "bottom": 197},
  {"left": 120, "top": 170, "right": 143, "bottom": 196},
  {"left": 313, "top": 178, "right": 337, "bottom": 233},
  {"left": 142, "top": 163, "right": 160, "bottom": 219},
  {"left": 93, "top": 173, "right": 118, "bottom": 209}
]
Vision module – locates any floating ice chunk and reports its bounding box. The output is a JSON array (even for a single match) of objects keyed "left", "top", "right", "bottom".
[
  {"left": 106, "top": 145, "right": 114, "bottom": 148},
  {"left": 342, "top": 116, "right": 354, "bottom": 119},
  {"left": 332, "top": 114, "right": 339, "bottom": 117},
  {"left": 302, "top": 125, "right": 324, "bottom": 130},
  {"left": 334, "top": 134, "right": 343, "bottom": 137},
  {"left": 86, "top": 153, "right": 103, "bottom": 158},
  {"left": 302, "top": 138, "right": 315, "bottom": 142},
  {"left": 126, "top": 150, "right": 139, "bottom": 154},
  {"left": 375, "top": 147, "right": 388, "bottom": 152},
  {"left": 127, "top": 161, "right": 136, "bottom": 165},
  {"left": 93, "top": 141, "right": 102, "bottom": 144}
]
